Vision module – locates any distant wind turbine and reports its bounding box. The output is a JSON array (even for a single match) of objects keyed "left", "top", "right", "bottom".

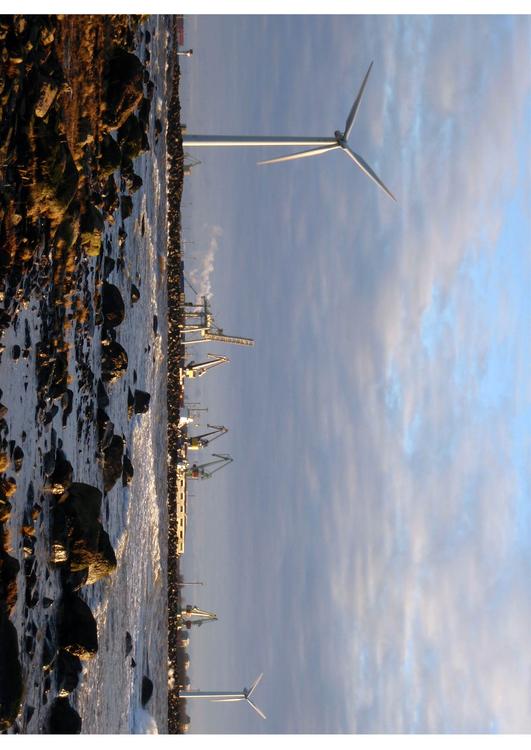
[
  {"left": 184, "top": 673, "right": 266, "bottom": 719},
  {"left": 182, "top": 62, "right": 396, "bottom": 201}
]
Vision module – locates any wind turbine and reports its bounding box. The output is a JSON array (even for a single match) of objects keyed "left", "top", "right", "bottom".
[
  {"left": 182, "top": 62, "right": 396, "bottom": 201},
  {"left": 184, "top": 673, "right": 266, "bottom": 719}
]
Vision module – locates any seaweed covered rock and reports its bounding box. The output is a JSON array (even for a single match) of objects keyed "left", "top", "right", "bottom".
[
  {"left": 58, "top": 593, "right": 98, "bottom": 660},
  {"left": 102, "top": 282, "right": 125, "bottom": 328},
  {"left": 104, "top": 49, "right": 144, "bottom": 131},
  {"left": 0, "top": 606, "right": 23, "bottom": 731},
  {"left": 101, "top": 339, "right": 128, "bottom": 383},
  {"left": 46, "top": 697, "right": 82, "bottom": 734}
]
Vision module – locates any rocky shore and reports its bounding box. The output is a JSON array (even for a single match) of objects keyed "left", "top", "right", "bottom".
[{"left": 0, "top": 15, "right": 176, "bottom": 733}]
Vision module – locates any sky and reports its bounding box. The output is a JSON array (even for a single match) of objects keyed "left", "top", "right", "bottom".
[{"left": 177, "top": 14, "right": 531, "bottom": 734}]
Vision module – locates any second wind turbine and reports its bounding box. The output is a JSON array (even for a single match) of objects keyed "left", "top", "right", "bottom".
[{"left": 183, "top": 61, "right": 396, "bottom": 202}]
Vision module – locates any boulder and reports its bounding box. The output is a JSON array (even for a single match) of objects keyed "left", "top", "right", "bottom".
[
  {"left": 130, "top": 284, "right": 140, "bottom": 304},
  {"left": 96, "top": 379, "right": 110, "bottom": 409},
  {"left": 99, "top": 134, "right": 122, "bottom": 177},
  {"left": 79, "top": 204, "right": 104, "bottom": 257},
  {"left": 118, "top": 114, "right": 149, "bottom": 160},
  {"left": 103, "top": 435, "right": 124, "bottom": 492},
  {"left": 102, "top": 282, "right": 125, "bottom": 328},
  {"left": 45, "top": 449, "right": 73, "bottom": 494},
  {"left": 122, "top": 453, "right": 134, "bottom": 487},
  {"left": 141, "top": 676, "right": 153, "bottom": 707},
  {"left": 47, "top": 697, "right": 82, "bottom": 734},
  {"left": 58, "top": 593, "right": 98, "bottom": 660},
  {"left": 0, "top": 607, "right": 23, "bottom": 731},
  {"left": 70, "top": 527, "right": 117, "bottom": 585},
  {"left": 50, "top": 504, "right": 69, "bottom": 565},
  {"left": 120, "top": 195, "right": 133, "bottom": 219},
  {"left": 125, "top": 631, "right": 133, "bottom": 657},
  {"left": 101, "top": 339, "right": 128, "bottom": 383},
  {"left": 104, "top": 50, "right": 144, "bottom": 131},
  {"left": 133, "top": 390, "right": 150, "bottom": 415},
  {"left": 56, "top": 650, "right": 82, "bottom": 696},
  {"left": 34, "top": 75, "right": 59, "bottom": 118}
]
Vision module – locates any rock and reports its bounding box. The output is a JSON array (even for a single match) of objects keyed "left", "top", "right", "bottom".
[
  {"left": 35, "top": 75, "right": 59, "bottom": 118},
  {"left": 96, "top": 379, "right": 110, "bottom": 409},
  {"left": 41, "top": 636, "right": 56, "bottom": 673},
  {"left": 0, "top": 404, "right": 7, "bottom": 419},
  {"left": 102, "top": 282, "right": 125, "bottom": 328},
  {"left": 58, "top": 593, "right": 98, "bottom": 660},
  {"left": 70, "top": 527, "right": 117, "bottom": 585},
  {"left": 46, "top": 697, "right": 82, "bottom": 734},
  {"left": 45, "top": 450, "right": 73, "bottom": 494},
  {"left": 0, "top": 607, "right": 23, "bottom": 731},
  {"left": 0, "top": 453, "right": 9, "bottom": 472},
  {"left": 62, "top": 389, "right": 73, "bottom": 427},
  {"left": 103, "top": 255, "right": 115, "bottom": 279},
  {"left": 104, "top": 49, "right": 144, "bottom": 131},
  {"left": 43, "top": 448, "right": 56, "bottom": 477},
  {"left": 101, "top": 339, "right": 128, "bottom": 383},
  {"left": 50, "top": 504, "right": 69, "bottom": 565},
  {"left": 130, "top": 284, "right": 140, "bottom": 304},
  {"left": 122, "top": 453, "right": 134, "bottom": 487},
  {"left": 80, "top": 204, "right": 104, "bottom": 257},
  {"left": 120, "top": 195, "right": 133, "bottom": 219},
  {"left": 99, "top": 134, "right": 122, "bottom": 177},
  {"left": 134, "top": 390, "right": 151, "bottom": 415},
  {"left": 53, "top": 214, "right": 80, "bottom": 256},
  {"left": 13, "top": 446, "right": 23, "bottom": 472},
  {"left": 103, "top": 435, "right": 124, "bottom": 492},
  {"left": 56, "top": 650, "right": 82, "bottom": 696},
  {"left": 141, "top": 676, "right": 154, "bottom": 707},
  {"left": 97, "top": 408, "right": 114, "bottom": 449},
  {"left": 0, "top": 549, "right": 19, "bottom": 615},
  {"left": 125, "top": 631, "right": 133, "bottom": 657},
  {"left": 118, "top": 114, "right": 148, "bottom": 160},
  {"left": 42, "top": 597, "right": 54, "bottom": 608},
  {"left": 12, "top": 345, "right": 21, "bottom": 360}
]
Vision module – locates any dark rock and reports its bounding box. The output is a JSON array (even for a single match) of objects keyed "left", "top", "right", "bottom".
[
  {"left": 41, "top": 637, "right": 56, "bottom": 673},
  {"left": 50, "top": 504, "right": 69, "bottom": 565},
  {"left": 152, "top": 315, "right": 158, "bottom": 334},
  {"left": 133, "top": 390, "right": 150, "bottom": 415},
  {"left": 120, "top": 195, "right": 133, "bottom": 219},
  {"left": 96, "top": 379, "right": 110, "bottom": 409},
  {"left": 35, "top": 75, "right": 59, "bottom": 118},
  {"left": 42, "top": 597, "right": 54, "bottom": 608},
  {"left": 56, "top": 650, "right": 82, "bottom": 697},
  {"left": 118, "top": 114, "right": 148, "bottom": 160},
  {"left": 0, "top": 549, "right": 20, "bottom": 615},
  {"left": 24, "top": 704, "right": 34, "bottom": 724},
  {"left": 13, "top": 446, "right": 23, "bottom": 472},
  {"left": 141, "top": 676, "right": 153, "bottom": 707},
  {"left": 43, "top": 448, "right": 56, "bottom": 477},
  {"left": 61, "top": 389, "right": 73, "bottom": 427},
  {"left": 0, "top": 404, "right": 7, "bottom": 419},
  {"left": 97, "top": 408, "right": 114, "bottom": 448},
  {"left": 104, "top": 50, "right": 144, "bottom": 131},
  {"left": 61, "top": 568, "right": 88, "bottom": 592},
  {"left": 80, "top": 204, "right": 104, "bottom": 257},
  {"left": 58, "top": 593, "right": 98, "bottom": 660},
  {"left": 46, "top": 697, "right": 81, "bottom": 734},
  {"left": 0, "top": 607, "right": 23, "bottom": 731},
  {"left": 126, "top": 173, "right": 143, "bottom": 193},
  {"left": 99, "top": 134, "right": 122, "bottom": 176},
  {"left": 125, "top": 631, "right": 133, "bottom": 656},
  {"left": 45, "top": 449, "right": 72, "bottom": 494},
  {"left": 101, "top": 339, "right": 128, "bottom": 383},
  {"left": 53, "top": 214, "right": 80, "bottom": 255},
  {"left": 130, "top": 284, "right": 140, "bottom": 304},
  {"left": 122, "top": 453, "right": 134, "bottom": 487},
  {"left": 102, "top": 282, "right": 125, "bottom": 328},
  {"left": 131, "top": 658, "right": 136, "bottom": 668},
  {"left": 12, "top": 345, "right": 21, "bottom": 360},
  {"left": 103, "top": 255, "right": 115, "bottom": 279},
  {"left": 103, "top": 435, "right": 124, "bottom": 492}
]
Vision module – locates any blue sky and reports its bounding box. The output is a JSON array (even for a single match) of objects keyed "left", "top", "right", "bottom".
[{"left": 178, "top": 15, "right": 531, "bottom": 733}]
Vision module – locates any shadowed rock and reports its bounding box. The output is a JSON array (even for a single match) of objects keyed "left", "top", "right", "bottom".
[
  {"left": 58, "top": 593, "right": 98, "bottom": 660},
  {"left": 141, "top": 676, "right": 153, "bottom": 707},
  {"left": 122, "top": 453, "right": 134, "bottom": 487},
  {"left": 101, "top": 339, "right": 128, "bottom": 383},
  {"left": 80, "top": 204, "right": 104, "bottom": 257},
  {"left": 133, "top": 390, "right": 150, "bottom": 415},
  {"left": 46, "top": 697, "right": 82, "bottom": 733},
  {"left": 56, "top": 650, "right": 82, "bottom": 697},
  {"left": 103, "top": 435, "right": 124, "bottom": 492},
  {"left": 0, "top": 606, "right": 23, "bottom": 731},
  {"left": 104, "top": 49, "right": 144, "bottom": 131},
  {"left": 102, "top": 282, "right": 125, "bottom": 328}
]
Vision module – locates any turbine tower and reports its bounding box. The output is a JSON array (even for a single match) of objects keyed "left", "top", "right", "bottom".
[
  {"left": 184, "top": 673, "right": 266, "bottom": 720},
  {"left": 182, "top": 62, "right": 396, "bottom": 201}
]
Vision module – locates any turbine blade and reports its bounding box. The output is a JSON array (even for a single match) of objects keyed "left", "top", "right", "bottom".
[
  {"left": 343, "top": 147, "right": 396, "bottom": 202},
  {"left": 246, "top": 698, "right": 267, "bottom": 720},
  {"left": 247, "top": 673, "right": 263, "bottom": 698},
  {"left": 211, "top": 698, "right": 243, "bottom": 702},
  {"left": 344, "top": 61, "right": 373, "bottom": 140},
  {"left": 257, "top": 145, "right": 339, "bottom": 166}
]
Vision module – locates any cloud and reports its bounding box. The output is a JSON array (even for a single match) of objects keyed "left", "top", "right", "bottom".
[{"left": 189, "top": 224, "right": 223, "bottom": 300}]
